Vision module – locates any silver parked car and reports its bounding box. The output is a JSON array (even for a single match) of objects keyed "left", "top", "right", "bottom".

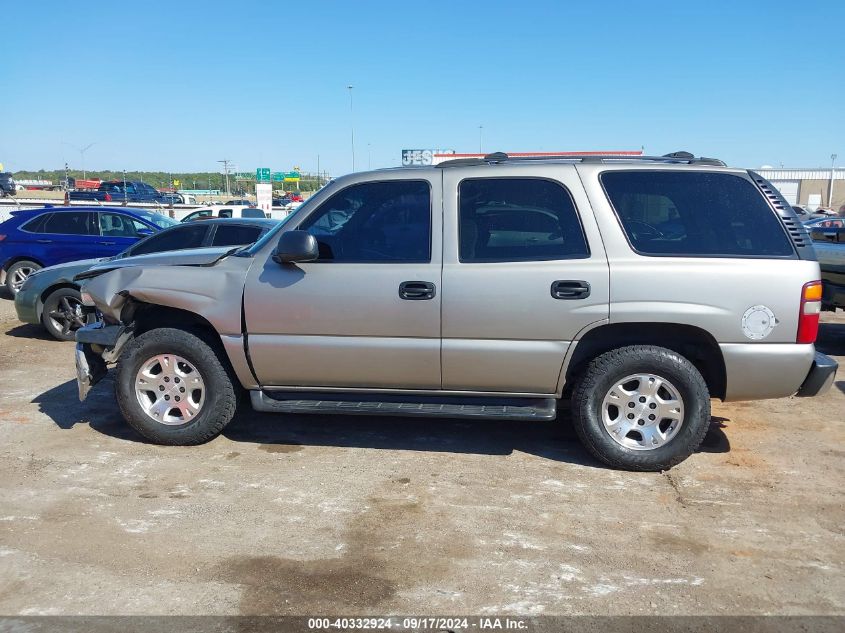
[{"left": 73, "top": 152, "right": 838, "bottom": 471}]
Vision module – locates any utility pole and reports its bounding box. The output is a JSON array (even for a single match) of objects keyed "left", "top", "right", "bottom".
[
  {"left": 122, "top": 170, "right": 128, "bottom": 205},
  {"left": 479, "top": 125, "right": 483, "bottom": 154},
  {"left": 347, "top": 85, "right": 355, "bottom": 171},
  {"left": 218, "top": 159, "right": 232, "bottom": 197},
  {"left": 317, "top": 154, "right": 320, "bottom": 187},
  {"left": 830, "top": 154, "right": 838, "bottom": 208}
]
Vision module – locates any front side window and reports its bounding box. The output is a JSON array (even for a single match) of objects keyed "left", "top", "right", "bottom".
[
  {"left": 601, "top": 171, "right": 794, "bottom": 257},
  {"left": 127, "top": 224, "right": 207, "bottom": 256},
  {"left": 458, "top": 178, "right": 589, "bottom": 262},
  {"left": 299, "top": 180, "right": 431, "bottom": 263},
  {"left": 99, "top": 212, "right": 141, "bottom": 237},
  {"left": 42, "top": 212, "right": 96, "bottom": 235},
  {"left": 211, "top": 224, "right": 263, "bottom": 246}
]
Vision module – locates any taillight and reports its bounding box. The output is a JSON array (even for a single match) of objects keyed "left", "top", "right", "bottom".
[
  {"left": 104, "top": 193, "right": 112, "bottom": 201},
  {"left": 797, "top": 281, "right": 822, "bottom": 344}
]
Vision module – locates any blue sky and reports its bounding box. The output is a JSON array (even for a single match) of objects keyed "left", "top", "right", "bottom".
[{"left": 3, "top": 0, "right": 843, "bottom": 176}]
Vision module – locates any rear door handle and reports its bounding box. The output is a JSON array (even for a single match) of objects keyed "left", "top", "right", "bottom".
[
  {"left": 98, "top": 241, "right": 117, "bottom": 246},
  {"left": 36, "top": 239, "right": 53, "bottom": 244},
  {"left": 399, "top": 281, "right": 436, "bottom": 300},
  {"left": 551, "top": 280, "right": 591, "bottom": 300}
]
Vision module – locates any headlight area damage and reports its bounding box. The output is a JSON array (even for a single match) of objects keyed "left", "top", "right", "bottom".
[{"left": 73, "top": 257, "right": 252, "bottom": 401}]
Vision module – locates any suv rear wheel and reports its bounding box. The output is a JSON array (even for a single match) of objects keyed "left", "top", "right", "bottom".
[
  {"left": 115, "top": 327, "right": 237, "bottom": 445},
  {"left": 571, "top": 345, "right": 711, "bottom": 471},
  {"left": 6, "top": 260, "right": 41, "bottom": 295}
]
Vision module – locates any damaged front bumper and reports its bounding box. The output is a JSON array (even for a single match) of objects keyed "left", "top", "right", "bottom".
[{"left": 74, "top": 322, "right": 132, "bottom": 401}]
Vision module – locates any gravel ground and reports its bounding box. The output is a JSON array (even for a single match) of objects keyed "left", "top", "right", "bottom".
[{"left": 0, "top": 296, "right": 842, "bottom": 616}]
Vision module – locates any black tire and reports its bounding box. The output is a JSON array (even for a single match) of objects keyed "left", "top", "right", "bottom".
[
  {"left": 41, "top": 287, "right": 85, "bottom": 341},
  {"left": 5, "top": 260, "right": 41, "bottom": 295},
  {"left": 571, "top": 345, "right": 711, "bottom": 471},
  {"left": 115, "top": 327, "right": 237, "bottom": 445}
]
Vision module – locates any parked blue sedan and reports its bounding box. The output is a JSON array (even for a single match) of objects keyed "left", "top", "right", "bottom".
[{"left": 0, "top": 206, "right": 176, "bottom": 295}]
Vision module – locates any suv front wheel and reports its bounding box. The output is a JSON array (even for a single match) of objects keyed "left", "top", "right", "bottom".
[
  {"left": 571, "top": 345, "right": 711, "bottom": 471},
  {"left": 115, "top": 327, "right": 238, "bottom": 445}
]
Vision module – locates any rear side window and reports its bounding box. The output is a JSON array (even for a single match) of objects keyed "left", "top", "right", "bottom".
[
  {"left": 22, "top": 213, "right": 51, "bottom": 233},
  {"left": 211, "top": 224, "right": 263, "bottom": 246},
  {"left": 601, "top": 171, "right": 794, "bottom": 257},
  {"left": 41, "top": 212, "right": 96, "bottom": 235},
  {"left": 128, "top": 224, "right": 207, "bottom": 256},
  {"left": 459, "top": 178, "right": 589, "bottom": 262},
  {"left": 240, "top": 208, "right": 266, "bottom": 218}
]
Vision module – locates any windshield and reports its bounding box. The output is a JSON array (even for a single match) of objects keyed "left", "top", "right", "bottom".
[
  {"left": 241, "top": 188, "right": 331, "bottom": 255},
  {"left": 132, "top": 209, "right": 179, "bottom": 229}
]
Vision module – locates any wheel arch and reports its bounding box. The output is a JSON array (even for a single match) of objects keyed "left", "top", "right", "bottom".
[
  {"left": 560, "top": 322, "right": 727, "bottom": 400},
  {"left": 3, "top": 255, "right": 46, "bottom": 272},
  {"left": 37, "top": 282, "right": 82, "bottom": 319},
  {"left": 117, "top": 298, "right": 254, "bottom": 391}
]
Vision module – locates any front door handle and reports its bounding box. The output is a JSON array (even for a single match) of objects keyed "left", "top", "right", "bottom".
[
  {"left": 551, "top": 280, "right": 591, "bottom": 300},
  {"left": 36, "top": 239, "right": 53, "bottom": 244},
  {"left": 98, "top": 241, "right": 117, "bottom": 246},
  {"left": 399, "top": 281, "right": 436, "bottom": 300}
]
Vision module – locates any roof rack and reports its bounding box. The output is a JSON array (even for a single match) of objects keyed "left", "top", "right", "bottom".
[{"left": 436, "top": 151, "right": 726, "bottom": 168}]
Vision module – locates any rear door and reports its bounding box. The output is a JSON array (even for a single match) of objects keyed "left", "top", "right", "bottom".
[
  {"left": 440, "top": 164, "right": 610, "bottom": 394},
  {"left": 22, "top": 211, "right": 99, "bottom": 265}
]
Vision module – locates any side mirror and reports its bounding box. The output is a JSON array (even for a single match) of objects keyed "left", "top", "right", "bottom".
[{"left": 272, "top": 230, "right": 319, "bottom": 264}]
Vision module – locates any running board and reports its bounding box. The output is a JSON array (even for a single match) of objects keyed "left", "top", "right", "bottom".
[{"left": 250, "top": 390, "right": 557, "bottom": 421}]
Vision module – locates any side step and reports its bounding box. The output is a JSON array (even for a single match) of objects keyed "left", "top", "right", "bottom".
[{"left": 250, "top": 390, "right": 557, "bottom": 421}]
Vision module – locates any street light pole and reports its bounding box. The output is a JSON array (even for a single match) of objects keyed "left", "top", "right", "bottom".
[
  {"left": 347, "top": 85, "right": 355, "bottom": 172},
  {"left": 479, "top": 125, "right": 483, "bottom": 154},
  {"left": 830, "top": 154, "right": 838, "bottom": 209}
]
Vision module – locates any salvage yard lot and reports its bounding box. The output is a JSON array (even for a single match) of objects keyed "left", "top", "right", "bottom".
[{"left": 0, "top": 296, "right": 842, "bottom": 616}]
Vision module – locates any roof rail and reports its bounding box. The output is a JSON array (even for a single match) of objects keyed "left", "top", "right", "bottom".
[{"left": 436, "top": 151, "right": 726, "bottom": 168}]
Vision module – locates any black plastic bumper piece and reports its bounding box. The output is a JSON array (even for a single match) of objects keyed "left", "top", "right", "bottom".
[
  {"left": 75, "top": 322, "right": 126, "bottom": 347},
  {"left": 796, "top": 352, "right": 838, "bottom": 397}
]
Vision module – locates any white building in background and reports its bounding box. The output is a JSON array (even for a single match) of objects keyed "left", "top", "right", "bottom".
[{"left": 756, "top": 168, "right": 844, "bottom": 211}]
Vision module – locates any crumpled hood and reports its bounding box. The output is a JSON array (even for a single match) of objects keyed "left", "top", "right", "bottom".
[{"left": 79, "top": 247, "right": 237, "bottom": 278}]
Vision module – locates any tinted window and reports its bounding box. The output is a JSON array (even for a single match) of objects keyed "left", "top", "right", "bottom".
[
  {"left": 218, "top": 209, "right": 233, "bottom": 218},
  {"left": 299, "top": 180, "right": 431, "bottom": 263},
  {"left": 42, "top": 212, "right": 96, "bottom": 235},
  {"left": 458, "top": 178, "right": 588, "bottom": 262},
  {"left": 99, "top": 212, "right": 142, "bottom": 237},
  {"left": 22, "top": 213, "right": 51, "bottom": 233},
  {"left": 128, "top": 224, "right": 207, "bottom": 256},
  {"left": 211, "top": 224, "right": 263, "bottom": 246},
  {"left": 602, "top": 171, "right": 794, "bottom": 257},
  {"left": 241, "top": 208, "right": 266, "bottom": 218}
]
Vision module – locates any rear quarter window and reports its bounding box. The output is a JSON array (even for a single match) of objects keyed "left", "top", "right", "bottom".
[{"left": 601, "top": 171, "right": 794, "bottom": 257}]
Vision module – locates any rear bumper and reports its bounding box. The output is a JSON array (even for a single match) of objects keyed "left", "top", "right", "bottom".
[
  {"left": 721, "top": 343, "right": 816, "bottom": 401},
  {"left": 796, "top": 352, "right": 838, "bottom": 397}
]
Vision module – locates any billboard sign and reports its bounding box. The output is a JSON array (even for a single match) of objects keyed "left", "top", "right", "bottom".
[{"left": 401, "top": 149, "right": 455, "bottom": 166}]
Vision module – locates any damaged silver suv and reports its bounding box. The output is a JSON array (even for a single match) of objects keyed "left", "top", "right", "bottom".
[{"left": 74, "top": 152, "right": 838, "bottom": 471}]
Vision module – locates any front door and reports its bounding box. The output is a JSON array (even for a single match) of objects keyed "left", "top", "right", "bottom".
[
  {"left": 243, "top": 175, "right": 442, "bottom": 389},
  {"left": 440, "top": 164, "right": 610, "bottom": 394}
]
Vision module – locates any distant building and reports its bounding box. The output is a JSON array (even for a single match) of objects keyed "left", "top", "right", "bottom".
[{"left": 757, "top": 168, "right": 844, "bottom": 211}]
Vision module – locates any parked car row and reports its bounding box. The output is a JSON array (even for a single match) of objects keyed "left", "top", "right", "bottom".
[
  {"left": 13, "top": 216, "right": 279, "bottom": 340},
  {"left": 0, "top": 206, "right": 178, "bottom": 296}
]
